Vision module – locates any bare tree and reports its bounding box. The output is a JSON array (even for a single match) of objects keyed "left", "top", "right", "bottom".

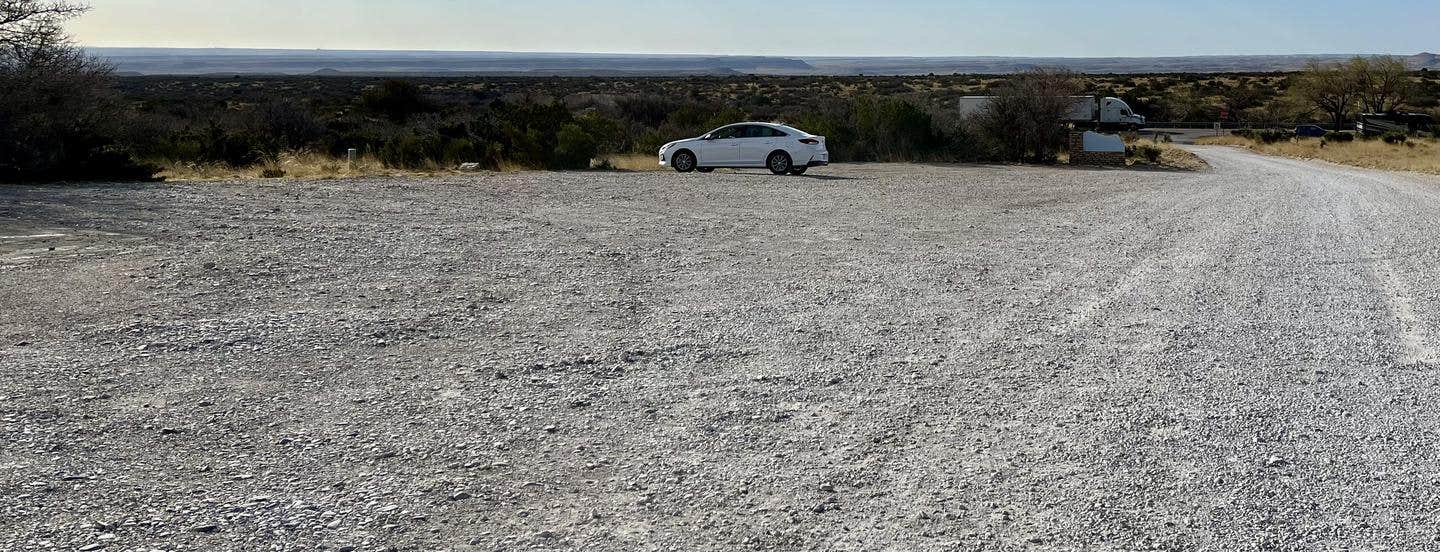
[
  {"left": 1349, "top": 55, "right": 1414, "bottom": 114},
  {"left": 977, "top": 68, "right": 1083, "bottom": 163},
  {"left": 0, "top": 0, "right": 86, "bottom": 51},
  {"left": 0, "top": 1, "right": 154, "bottom": 181},
  {"left": 1295, "top": 60, "right": 1360, "bottom": 130}
]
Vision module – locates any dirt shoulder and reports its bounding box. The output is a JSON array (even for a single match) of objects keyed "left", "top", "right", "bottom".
[{"left": 1197, "top": 134, "right": 1440, "bottom": 175}]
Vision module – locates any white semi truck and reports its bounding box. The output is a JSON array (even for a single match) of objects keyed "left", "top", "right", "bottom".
[{"left": 957, "top": 96, "right": 1147, "bottom": 131}]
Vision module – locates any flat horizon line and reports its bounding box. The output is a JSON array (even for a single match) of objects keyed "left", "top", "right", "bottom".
[{"left": 79, "top": 46, "right": 1433, "bottom": 60}]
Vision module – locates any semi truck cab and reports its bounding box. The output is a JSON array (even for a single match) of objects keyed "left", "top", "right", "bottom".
[{"left": 1094, "top": 97, "right": 1146, "bottom": 130}]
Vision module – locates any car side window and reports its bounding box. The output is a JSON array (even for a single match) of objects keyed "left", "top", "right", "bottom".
[
  {"left": 742, "top": 126, "right": 783, "bottom": 139},
  {"left": 714, "top": 126, "right": 742, "bottom": 140}
]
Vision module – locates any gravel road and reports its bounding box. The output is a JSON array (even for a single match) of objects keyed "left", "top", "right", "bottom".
[{"left": 4, "top": 148, "right": 1440, "bottom": 551}]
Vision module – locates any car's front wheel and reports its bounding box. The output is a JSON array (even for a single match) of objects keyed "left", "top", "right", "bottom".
[
  {"left": 767, "top": 152, "right": 793, "bottom": 175},
  {"left": 672, "top": 150, "right": 696, "bottom": 173}
]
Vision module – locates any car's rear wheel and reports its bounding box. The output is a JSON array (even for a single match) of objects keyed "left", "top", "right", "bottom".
[
  {"left": 696, "top": 167, "right": 714, "bottom": 173},
  {"left": 788, "top": 167, "right": 808, "bottom": 176},
  {"left": 672, "top": 150, "right": 696, "bottom": 173},
  {"left": 767, "top": 152, "right": 792, "bottom": 175}
]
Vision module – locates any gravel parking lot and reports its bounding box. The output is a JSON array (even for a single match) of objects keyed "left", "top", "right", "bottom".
[{"left": 4, "top": 148, "right": 1440, "bottom": 551}]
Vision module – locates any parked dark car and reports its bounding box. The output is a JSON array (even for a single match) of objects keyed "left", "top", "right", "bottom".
[{"left": 1295, "top": 125, "right": 1327, "bottom": 138}]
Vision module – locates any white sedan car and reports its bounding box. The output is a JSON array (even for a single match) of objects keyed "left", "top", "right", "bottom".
[{"left": 659, "top": 122, "right": 829, "bottom": 175}]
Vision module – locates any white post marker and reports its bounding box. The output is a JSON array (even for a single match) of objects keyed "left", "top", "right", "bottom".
[{"left": 347, "top": 148, "right": 358, "bottom": 166}]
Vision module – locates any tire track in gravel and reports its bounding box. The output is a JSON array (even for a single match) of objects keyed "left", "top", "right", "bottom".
[
  {"left": 788, "top": 166, "right": 1265, "bottom": 548},
  {"left": 1146, "top": 147, "right": 1440, "bottom": 549},
  {"left": 1228, "top": 150, "right": 1440, "bottom": 367},
  {"left": 824, "top": 148, "right": 1440, "bottom": 549},
  {"left": 1371, "top": 258, "right": 1437, "bottom": 365}
]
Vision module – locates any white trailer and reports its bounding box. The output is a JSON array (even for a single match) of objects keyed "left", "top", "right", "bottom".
[{"left": 957, "top": 96, "right": 1146, "bottom": 131}]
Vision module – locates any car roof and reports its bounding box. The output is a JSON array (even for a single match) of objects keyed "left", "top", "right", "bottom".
[{"left": 718, "top": 122, "right": 809, "bottom": 135}]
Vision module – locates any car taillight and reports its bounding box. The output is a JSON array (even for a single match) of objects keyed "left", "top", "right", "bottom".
[{"left": 799, "top": 138, "right": 820, "bottom": 145}]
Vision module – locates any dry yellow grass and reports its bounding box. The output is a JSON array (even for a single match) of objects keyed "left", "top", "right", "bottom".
[
  {"left": 1196, "top": 136, "right": 1440, "bottom": 175},
  {"left": 1122, "top": 137, "right": 1209, "bottom": 171},
  {"left": 597, "top": 153, "right": 665, "bottom": 172},
  {"left": 157, "top": 152, "right": 456, "bottom": 181},
  {"left": 1151, "top": 142, "right": 1209, "bottom": 171},
  {"left": 158, "top": 152, "right": 670, "bottom": 181},
  {"left": 1193, "top": 135, "right": 1251, "bottom": 147}
]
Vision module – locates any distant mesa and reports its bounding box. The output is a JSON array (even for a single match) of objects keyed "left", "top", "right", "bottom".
[{"left": 695, "top": 56, "right": 813, "bottom": 72}]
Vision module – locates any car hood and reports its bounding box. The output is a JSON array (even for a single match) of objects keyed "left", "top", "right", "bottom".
[{"left": 661, "top": 137, "right": 703, "bottom": 151}]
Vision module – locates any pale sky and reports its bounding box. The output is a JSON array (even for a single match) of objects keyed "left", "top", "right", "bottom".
[{"left": 72, "top": 0, "right": 1439, "bottom": 57}]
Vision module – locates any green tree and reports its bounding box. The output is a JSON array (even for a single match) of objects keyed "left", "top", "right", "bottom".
[{"left": 1296, "top": 60, "right": 1360, "bottom": 130}]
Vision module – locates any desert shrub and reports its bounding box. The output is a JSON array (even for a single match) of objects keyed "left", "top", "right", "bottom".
[
  {"left": 1264, "top": 129, "right": 1295, "bottom": 143},
  {"left": 1325, "top": 131, "right": 1355, "bottom": 142},
  {"left": 636, "top": 129, "right": 671, "bottom": 156},
  {"left": 851, "top": 96, "right": 941, "bottom": 161},
  {"left": 478, "top": 141, "right": 504, "bottom": 170},
  {"left": 260, "top": 167, "right": 286, "bottom": 178},
  {"left": 318, "top": 116, "right": 388, "bottom": 157},
  {"left": 576, "top": 112, "right": 627, "bottom": 156},
  {"left": 361, "top": 80, "right": 435, "bottom": 123},
  {"left": 793, "top": 105, "right": 860, "bottom": 161},
  {"left": 441, "top": 138, "right": 477, "bottom": 165},
  {"left": 616, "top": 95, "right": 680, "bottom": 127},
  {"left": 254, "top": 101, "right": 325, "bottom": 149},
  {"left": 1131, "top": 143, "right": 1163, "bottom": 163},
  {"left": 143, "top": 123, "right": 274, "bottom": 167},
  {"left": 197, "top": 125, "right": 276, "bottom": 166},
  {"left": 1233, "top": 128, "right": 1294, "bottom": 144},
  {"left": 379, "top": 132, "right": 440, "bottom": 169},
  {"left": 1381, "top": 131, "right": 1409, "bottom": 144},
  {"left": 491, "top": 100, "right": 576, "bottom": 167},
  {"left": 554, "top": 124, "right": 597, "bottom": 169}
]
